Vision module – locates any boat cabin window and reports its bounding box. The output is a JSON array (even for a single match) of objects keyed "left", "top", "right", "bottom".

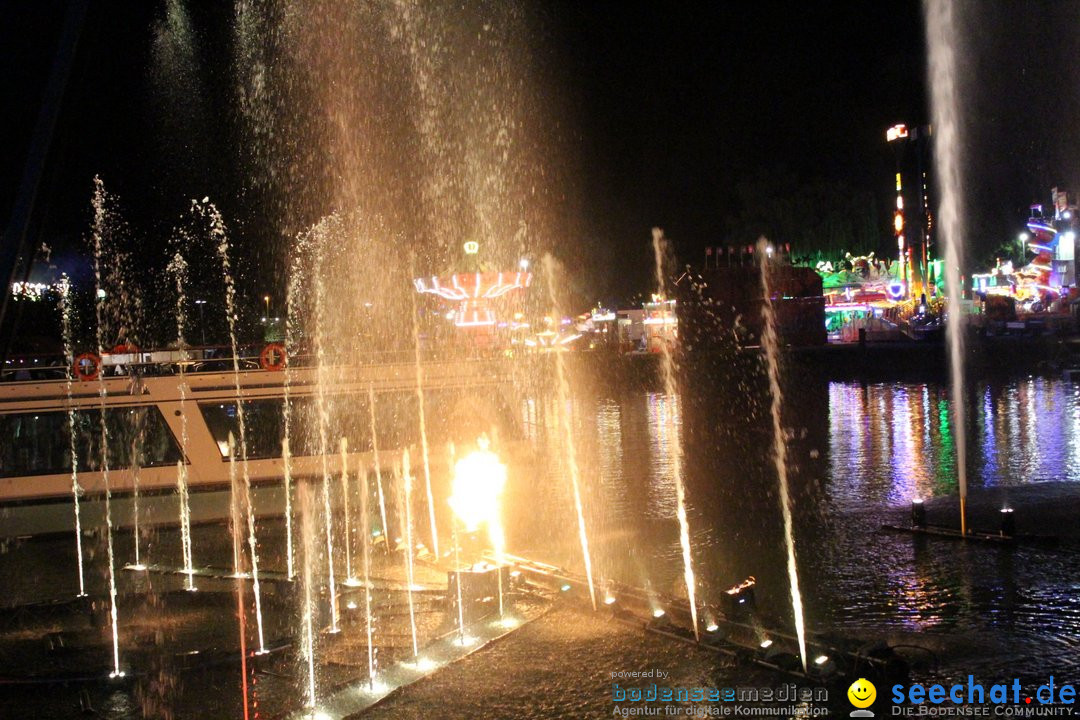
[
  {"left": 0, "top": 406, "right": 183, "bottom": 478},
  {"left": 199, "top": 387, "right": 518, "bottom": 460},
  {"left": 199, "top": 394, "right": 415, "bottom": 459}
]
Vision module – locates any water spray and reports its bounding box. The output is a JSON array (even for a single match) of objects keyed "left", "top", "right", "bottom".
[
  {"left": 368, "top": 384, "right": 391, "bottom": 548},
  {"left": 59, "top": 275, "right": 86, "bottom": 597},
  {"left": 758, "top": 236, "right": 808, "bottom": 671},
  {"left": 541, "top": 254, "right": 598, "bottom": 610},
  {"left": 650, "top": 232, "right": 699, "bottom": 638},
  {"left": 91, "top": 177, "right": 123, "bottom": 678},
  {"left": 925, "top": 0, "right": 969, "bottom": 536}
]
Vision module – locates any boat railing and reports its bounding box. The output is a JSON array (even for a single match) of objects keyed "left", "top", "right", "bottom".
[{"left": 0, "top": 344, "right": 513, "bottom": 383}]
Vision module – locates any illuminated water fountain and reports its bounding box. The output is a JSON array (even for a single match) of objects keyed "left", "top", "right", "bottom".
[
  {"left": 167, "top": 251, "right": 196, "bottom": 590},
  {"left": 340, "top": 437, "right": 355, "bottom": 585},
  {"left": 227, "top": 433, "right": 245, "bottom": 578},
  {"left": 540, "top": 254, "right": 597, "bottom": 610},
  {"left": 58, "top": 274, "right": 86, "bottom": 597},
  {"left": 410, "top": 277, "right": 440, "bottom": 558},
  {"left": 282, "top": 233, "right": 314, "bottom": 581},
  {"left": 368, "top": 384, "right": 391, "bottom": 549},
  {"left": 399, "top": 450, "right": 420, "bottom": 657},
  {"left": 757, "top": 236, "right": 809, "bottom": 672},
  {"left": 207, "top": 198, "right": 267, "bottom": 652},
  {"left": 650, "top": 229, "right": 699, "bottom": 640},
  {"left": 91, "top": 177, "right": 123, "bottom": 678},
  {"left": 926, "top": 0, "right": 970, "bottom": 535},
  {"left": 127, "top": 414, "right": 146, "bottom": 572},
  {"left": 0, "top": 1, "right": 919, "bottom": 714},
  {"left": 298, "top": 479, "right": 318, "bottom": 711}
]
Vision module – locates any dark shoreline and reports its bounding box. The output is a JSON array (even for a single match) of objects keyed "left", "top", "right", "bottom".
[{"left": 573, "top": 333, "right": 1080, "bottom": 385}]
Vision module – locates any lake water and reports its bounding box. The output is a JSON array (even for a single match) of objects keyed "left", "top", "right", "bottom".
[{"left": 513, "top": 361, "right": 1080, "bottom": 687}]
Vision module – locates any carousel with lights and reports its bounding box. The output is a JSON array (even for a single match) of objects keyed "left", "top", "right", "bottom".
[{"left": 413, "top": 240, "right": 532, "bottom": 348}]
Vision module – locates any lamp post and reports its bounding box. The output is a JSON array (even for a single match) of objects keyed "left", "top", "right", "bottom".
[
  {"left": 194, "top": 299, "right": 207, "bottom": 346},
  {"left": 1019, "top": 232, "right": 1029, "bottom": 264},
  {"left": 887, "top": 124, "right": 910, "bottom": 297}
]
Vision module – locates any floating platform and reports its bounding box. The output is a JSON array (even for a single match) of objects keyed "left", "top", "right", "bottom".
[{"left": 881, "top": 523, "right": 1059, "bottom": 546}]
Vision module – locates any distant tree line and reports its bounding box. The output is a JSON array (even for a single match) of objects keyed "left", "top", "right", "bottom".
[{"left": 720, "top": 169, "right": 885, "bottom": 265}]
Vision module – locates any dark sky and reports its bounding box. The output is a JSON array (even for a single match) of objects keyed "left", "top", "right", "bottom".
[
  {"left": 546, "top": 0, "right": 927, "bottom": 295},
  {"left": 3, "top": 1, "right": 1076, "bottom": 305}
]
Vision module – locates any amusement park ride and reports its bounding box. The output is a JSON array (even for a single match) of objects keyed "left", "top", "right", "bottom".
[
  {"left": 412, "top": 242, "right": 532, "bottom": 346},
  {"left": 972, "top": 190, "right": 1079, "bottom": 316}
]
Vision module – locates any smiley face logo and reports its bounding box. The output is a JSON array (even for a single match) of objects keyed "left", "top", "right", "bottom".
[{"left": 848, "top": 678, "right": 876, "bottom": 709}]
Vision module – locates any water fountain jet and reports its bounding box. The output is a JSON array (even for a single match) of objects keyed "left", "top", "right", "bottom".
[
  {"left": 282, "top": 241, "right": 311, "bottom": 580},
  {"left": 400, "top": 451, "right": 420, "bottom": 657},
  {"left": 358, "top": 444, "right": 376, "bottom": 687},
  {"left": 367, "top": 384, "right": 391, "bottom": 548},
  {"left": 206, "top": 199, "right": 266, "bottom": 649},
  {"left": 540, "top": 254, "right": 597, "bottom": 611},
  {"left": 925, "top": 0, "right": 969, "bottom": 535},
  {"left": 312, "top": 227, "right": 340, "bottom": 633},
  {"left": 298, "top": 479, "right": 318, "bottom": 709},
  {"left": 649, "top": 230, "right": 698, "bottom": 639},
  {"left": 91, "top": 177, "right": 122, "bottom": 677},
  {"left": 167, "top": 252, "right": 196, "bottom": 590},
  {"left": 58, "top": 275, "right": 86, "bottom": 597},
  {"left": 410, "top": 279, "right": 440, "bottom": 558},
  {"left": 340, "top": 437, "right": 355, "bottom": 585},
  {"left": 128, "top": 426, "right": 146, "bottom": 571},
  {"left": 757, "top": 235, "right": 808, "bottom": 672}
]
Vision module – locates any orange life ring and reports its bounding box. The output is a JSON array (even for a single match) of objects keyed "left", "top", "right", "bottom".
[
  {"left": 73, "top": 353, "right": 101, "bottom": 382},
  {"left": 259, "top": 343, "right": 287, "bottom": 371}
]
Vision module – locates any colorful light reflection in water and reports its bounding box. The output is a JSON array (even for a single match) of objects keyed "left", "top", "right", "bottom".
[{"left": 828, "top": 379, "right": 1080, "bottom": 510}]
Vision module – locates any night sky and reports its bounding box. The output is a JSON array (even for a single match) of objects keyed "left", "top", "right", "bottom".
[{"left": 4, "top": 1, "right": 1080, "bottom": 305}]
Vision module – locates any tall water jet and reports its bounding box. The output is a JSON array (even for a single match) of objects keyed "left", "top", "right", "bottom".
[
  {"left": 540, "top": 254, "right": 597, "bottom": 611},
  {"left": 368, "top": 384, "right": 390, "bottom": 546},
  {"left": 448, "top": 443, "right": 466, "bottom": 643},
  {"left": 340, "top": 437, "right": 355, "bottom": 584},
  {"left": 91, "top": 177, "right": 122, "bottom": 677},
  {"left": 228, "top": 434, "right": 244, "bottom": 578},
  {"left": 649, "top": 229, "right": 698, "bottom": 640},
  {"left": 59, "top": 275, "right": 86, "bottom": 596},
  {"left": 128, "top": 426, "right": 145, "bottom": 570},
  {"left": 207, "top": 199, "right": 267, "bottom": 652},
  {"left": 235, "top": 549, "right": 251, "bottom": 720},
  {"left": 168, "top": 251, "right": 195, "bottom": 589},
  {"left": 175, "top": 460, "right": 194, "bottom": 590},
  {"left": 925, "top": 0, "right": 969, "bottom": 535},
  {"left": 757, "top": 236, "right": 808, "bottom": 671},
  {"left": 247, "top": 473, "right": 267, "bottom": 654},
  {"left": 410, "top": 285, "right": 439, "bottom": 558},
  {"left": 358, "top": 446, "right": 376, "bottom": 686},
  {"left": 281, "top": 237, "right": 310, "bottom": 580},
  {"left": 281, "top": 436, "right": 296, "bottom": 579},
  {"left": 400, "top": 451, "right": 419, "bottom": 657},
  {"left": 312, "top": 231, "right": 340, "bottom": 633},
  {"left": 298, "top": 479, "right": 318, "bottom": 710},
  {"left": 317, "top": 410, "right": 339, "bottom": 634}
]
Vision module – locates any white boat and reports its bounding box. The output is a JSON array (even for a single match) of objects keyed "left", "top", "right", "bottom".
[{"left": 0, "top": 353, "right": 520, "bottom": 537}]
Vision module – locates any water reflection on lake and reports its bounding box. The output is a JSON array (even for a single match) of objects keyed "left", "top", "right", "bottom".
[{"left": 516, "top": 371, "right": 1080, "bottom": 685}]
